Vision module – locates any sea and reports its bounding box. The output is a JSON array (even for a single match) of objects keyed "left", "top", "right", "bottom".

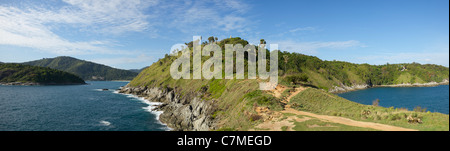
[
  {"left": 1, "top": 82, "right": 448, "bottom": 131},
  {"left": 338, "top": 85, "right": 449, "bottom": 114},
  {"left": 0, "top": 81, "right": 169, "bottom": 131}
]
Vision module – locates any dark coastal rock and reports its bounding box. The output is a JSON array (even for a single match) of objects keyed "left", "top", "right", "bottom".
[{"left": 119, "top": 86, "right": 216, "bottom": 131}]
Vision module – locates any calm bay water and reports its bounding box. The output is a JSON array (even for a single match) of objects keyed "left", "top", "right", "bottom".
[
  {"left": 0, "top": 81, "right": 168, "bottom": 131},
  {"left": 338, "top": 85, "right": 449, "bottom": 114}
]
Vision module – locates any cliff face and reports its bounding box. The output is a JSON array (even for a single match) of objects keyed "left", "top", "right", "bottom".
[{"left": 119, "top": 86, "right": 217, "bottom": 131}]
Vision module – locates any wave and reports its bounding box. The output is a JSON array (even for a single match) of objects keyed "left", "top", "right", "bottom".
[
  {"left": 112, "top": 90, "right": 172, "bottom": 131},
  {"left": 93, "top": 89, "right": 114, "bottom": 92},
  {"left": 100, "top": 120, "right": 111, "bottom": 126}
]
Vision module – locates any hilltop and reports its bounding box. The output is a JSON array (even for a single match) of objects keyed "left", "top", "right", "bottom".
[
  {"left": 121, "top": 37, "right": 449, "bottom": 131},
  {"left": 23, "top": 56, "right": 138, "bottom": 81},
  {"left": 0, "top": 63, "right": 85, "bottom": 85}
]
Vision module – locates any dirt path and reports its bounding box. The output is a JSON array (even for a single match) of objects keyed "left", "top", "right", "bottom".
[
  {"left": 254, "top": 85, "right": 417, "bottom": 131},
  {"left": 270, "top": 85, "right": 286, "bottom": 98},
  {"left": 281, "top": 108, "right": 417, "bottom": 131}
]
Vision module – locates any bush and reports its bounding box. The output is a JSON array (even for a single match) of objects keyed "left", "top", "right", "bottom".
[
  {"left": 372, "top": 99, "right": 380, "bottom": 106},
  {"left": 249, "top": 114, "right": 262, "bottom": 121},
  {"left": 413, "top": 106, "right": 427, "bottom": 112},
  {"left": 285, "top": 74, "right": 309, "bottom": 85},
  {"left": 244, "top": 90, "right": 283, "bottom": 111}
]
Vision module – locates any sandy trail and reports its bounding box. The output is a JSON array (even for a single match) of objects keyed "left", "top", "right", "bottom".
[
  {"left": 281, "top": 108, "right": 417, "bottom": 131},
  {"left": 255, "top": 85, "right": 417, "bottom": 131}
]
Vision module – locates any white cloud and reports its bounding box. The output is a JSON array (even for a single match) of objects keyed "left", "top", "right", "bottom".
[
  {"left": 0, "top": 0, "right": 252, "bottom": 56},
  {"left": 289, "top": 27, "right": 316, "bottom": 33},
  {"left": 0, "top": 0, "right": 156, "bottom": 55},
  {"left": 356, "top": 52, "right": 450, "bottom": 67},
  {"left": 274, "top": 40, "right": 364, "bottom": 54},
  {"left": 165, "top": 0, "right": 251, "bottom": 33},
  {"left": 91, "top": 54, "right": 153, "bottom": 66}
]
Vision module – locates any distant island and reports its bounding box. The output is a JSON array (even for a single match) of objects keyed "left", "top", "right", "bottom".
[
  {"left": 0, "top": 63, "right": 85, "bottom": 85},
  {"left": 23, "top": 56, "right": 138, "bottom": 81}
]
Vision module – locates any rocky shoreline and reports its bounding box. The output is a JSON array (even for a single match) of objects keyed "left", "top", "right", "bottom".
[
  {"left": 118, "top": 86, "right": 217, "bottom": 131},
  {"left": 329, "top": 79, "right": 449, "bottom": 93}
]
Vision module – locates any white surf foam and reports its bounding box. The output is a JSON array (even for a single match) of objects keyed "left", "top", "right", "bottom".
[
  {"left": 113, "top": 90, "right": 172, "bottom": 131},
  {"left": 100, "top": 120, "right": 111, "bottom": 126}
]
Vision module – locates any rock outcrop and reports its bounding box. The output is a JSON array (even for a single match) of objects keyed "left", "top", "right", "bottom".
[
  {"left": 329, "top": 84, "right": 370, "bottom": 93},
  {"left": 118, "top": 86, "right": 217, "bottom": 131}
]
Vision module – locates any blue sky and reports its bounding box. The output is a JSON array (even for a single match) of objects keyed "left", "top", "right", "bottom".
[{"left": 0, "top": 0, "right": 448, "bottom": 69}]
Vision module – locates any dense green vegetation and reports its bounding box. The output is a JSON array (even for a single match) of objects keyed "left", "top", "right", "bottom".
[
  {"left": 23, "top": 56, "right": 138, "bottom": 81},
  {"left": 0, "top": 63, "right": 85, "bottom": 84},
  {"left": 128, "top": 36, "right": 449, "bottom": 131},
  {"left": 188, "top": 37, "right": 449, "bottom": 91},
  {"left": 278, "top": 52, "right": 449, "bottom": 91}
]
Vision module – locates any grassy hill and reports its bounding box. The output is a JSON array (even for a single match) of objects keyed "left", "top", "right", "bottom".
[
  {"left": 127, "top": 37, "right": 449, "bottom": 131},
  {"left": 277, "top": 52, "right": 449, "bottom": 91},
  {"left": 0, "top": 63, "right": 85, "bottom": 85},
  {"left": 23, "top": 56, "right": 138, "bottom": 81}
]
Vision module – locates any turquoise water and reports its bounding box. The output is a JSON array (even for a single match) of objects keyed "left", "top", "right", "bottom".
[
  {"left": 0, "top": 81, "right": 168, "bottom": 131},
  {"left": 338, "top": 85, "right": 449, "bottom": 114}
]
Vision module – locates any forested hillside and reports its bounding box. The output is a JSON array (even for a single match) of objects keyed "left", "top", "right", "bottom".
[
  {"left": 278, "top": 52, "right": 449, "bottom": 91},
  {"left": 0, "top": 63, "right": 85, "bottom": 85},
  {"left": 23, "top": 56, "right": 138, "bottom": 81}
]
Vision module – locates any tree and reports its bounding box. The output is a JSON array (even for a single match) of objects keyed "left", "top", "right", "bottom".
[
  {"left": 260, "top": 39, "right": 266, "bottom": 44},
  {"left": 283, "top": 55, "right": 289, "bottom": 72},
  {"left": 208, "top": 36, "right": 215, "bottom": 43}
]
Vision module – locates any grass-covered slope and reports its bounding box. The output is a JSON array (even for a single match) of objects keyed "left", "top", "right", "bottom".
[
  {"left": 288, "top": 88, "right": 449, "bottom": 131},
  {"left": 23, "top": 56, "right": 138, "bottom": 81},
  {"left": 128, "top": 37, "right": 449, "bottom": 130},
  {"left": 129, "top": 53, "right": 272, "bottom": 130},
  {"left": 0, "top": 63, "right": 85, "bottom": 85}
]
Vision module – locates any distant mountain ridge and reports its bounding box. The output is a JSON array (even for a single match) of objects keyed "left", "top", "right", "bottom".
[
  {"left": 0, "top": 63, "right": 85, "bottom": 85},
  {"left": 23, "top": 56, "right": 138, "bottom": 81},
  {"left": 128, "top": 66, "right": 149, "bottom": 73}
]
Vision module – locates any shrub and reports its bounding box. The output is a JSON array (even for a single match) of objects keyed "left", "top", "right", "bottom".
[
  {"left": 285, "top": 74, "right": 309, "bottom": 85},
  {"left": 249, "top": 114, "right": 262, "bottom": 121},
  {"left": 372, "top": 99, "right": 380, "bottom": 106},
  {"left": 413, "top": 106, "right": 427, "bottom": 112}
]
